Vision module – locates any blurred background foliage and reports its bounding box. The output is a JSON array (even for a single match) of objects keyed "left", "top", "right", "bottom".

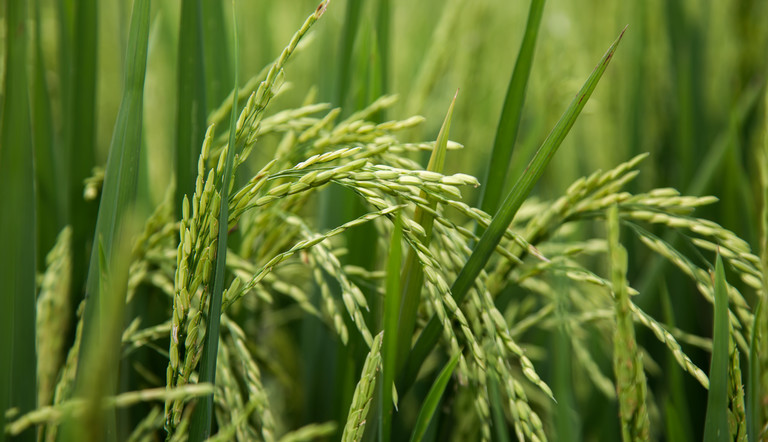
[{"left": 26, "top": 0, "right": 768, "bottom": 227}]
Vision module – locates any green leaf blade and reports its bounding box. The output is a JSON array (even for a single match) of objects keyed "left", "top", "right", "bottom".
[
  {"left": 66, "top": 0, "right": 99, "bottom": 306},
  {"left": 380, "top": 214, "right": 403, "bottom": 442},
  {"left": 201, "top": 0, "right": 232, "bottom": 112},
  {"left": 175, "top": 0, "right": 208, "bottom": 217},
  {"left": 71, "top": 0, "right": 151, "bottom": 438},
  {"left": 409, "top": 352, "right": 460, "bottom": 442},
  {"left": 479, "top": 0, "right": 545, "bottom": 216},
  {"left": 31, "top": 0, "right": 63, "bottom": 264},
  {"left": 396, "top": 92, "right": 456, "bottom": 375},
  {"left": 703, "top": 253, "right": 731, "bottom": 442},
  {"left": 0, "top": 1, "right": 37, "bottom": 440}
]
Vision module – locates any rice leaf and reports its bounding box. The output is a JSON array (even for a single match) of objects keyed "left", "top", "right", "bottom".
[
  {"left": 380, "top": 214, "right": 403, "bottom": 442},
  {"left": 66, "top": 0, "right": 99, "bottom": 305},
  {"left": 336, "top": 0, "right": 364, "bottom": 110},
  {"left": 0, "top": 1, "right": 37, "bottom": 440},
  {"left": 71, "top": 0, "right": 151, "bottom": 438},
  {"left": 608, "top": 205, "right": 650, "bottom": 441},
  {"left": 660, "top": 284, "right": 694, "bottom": 442},
  {"left": 175, "top": 0, "right": 208, "bottom": 217},
  {"left": 188, "top": 1, "right": 239, "bottom": 439},
  {"left": 703, "top": 253, "right": 730, "bottom": 442},
  {"left": 346, "top": 16, "right": 381, "bottom": 304},
  {"left": 376, "top": 0, "right": 390, "bottom": 109},
  {"left": 408, "top": 352, "right": 460, "bottom": 442},
  {"left": 489, "top": 374, "right": 511, "bottom": 442},
  {"left": 71, "top": 222, "right": 136, "bottom": 441},
  {"left": 201, "top": 0, "right": 232, "bottom": 111},
  {"left": 478, "top": 0, "right": 545, "bottom": 216},
  {"left": 553, "top": 277, "right": 578, "bottom": 442},
  {"left": 396, "top": 92, "right": 456, "bottom": 373},
  {"left": 31, "top": 0, "right": 63, "bottom": 263},
  {"left": 400, "top": 26, "right": 626, "bottom": 393}
]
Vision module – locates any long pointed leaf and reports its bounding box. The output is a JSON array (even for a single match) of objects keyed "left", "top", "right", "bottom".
[
  {"left": 408, "top": 352, "right": 460, "bottom": 442},
  {"left": 201, "top": 0, "right": 232, "bottom": 111},
  {"left": 703, "top": 253, "right": 730, "bottom": 442},
  {"left": 66, "top": 0, "right": 99, "bottom": 305},
  {"left": 380, "top": 215, "right": 403, "bottom": 442},
  {"left": 72, "top": 0, "right": 151, "bottom": 438},
  {"left": 32, "top": 0, "right": 63, "bottom": 263},
  {"left": 0, "top": 1, "right": 37, "bottom": 440},
  {"left": 376, "top": 0, "right": 391, "bottom": 115},
  {"left": 399, "top": 27, "right": 626, "bottom": 394},
  {"left": 478, "top": 0, "right": 545, "bottom": 215},
  {"left": 175, "top": 0, "right": 207, "bottom": 217},
  {"left": 396, "top": 92, "right": 456, "bottom": 374},
  {"left": 336, "top": 0, "right": 365, "bottom": 110}
]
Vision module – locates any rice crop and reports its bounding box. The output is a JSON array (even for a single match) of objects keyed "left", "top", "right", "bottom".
[{"left": 2, "top": 0, "right": 767, "bottom": 441}]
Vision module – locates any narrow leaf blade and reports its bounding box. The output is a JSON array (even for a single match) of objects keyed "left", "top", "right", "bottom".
[
  {"left": 409, "top": 352, "right": 460, "bottom": 442},
  {"left": 71, "top": 0, "right": 151, "bottom": 438},
  {"left": 380, "top": 215, "right": 403, "bottom": 442},
  {"left": 175, "top": 0, "right": 207, "bottom": 217},
  {"left": 0, "top": 1, "right": 37, "bottom": 440},
  {"left": 396, "top": 92, "right": 457, "bottom": 374},
  {"left": 479, "top": 0, "right": 545, "bottom": 215},
  {"left": 703, "top": 253, "right": 730, "bottom": 442}
]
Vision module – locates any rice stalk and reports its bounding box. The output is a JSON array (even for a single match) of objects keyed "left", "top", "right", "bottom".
[
  {"left": 276, "top": 422, "right": 337, "bottom": 442},
  {"left": 607, "top": 205, "right": 650, "bottom": 441}
]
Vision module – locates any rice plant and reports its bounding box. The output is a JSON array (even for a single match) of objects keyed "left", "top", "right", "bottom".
[{"left": 2, "top": 0, "right": 767, "bottom": 441}]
